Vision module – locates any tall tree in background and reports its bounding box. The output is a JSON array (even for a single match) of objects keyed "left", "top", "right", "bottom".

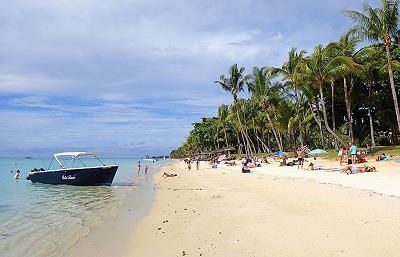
[
  {"left": 302, "top": 44, "right": 353, "bottom": 145},
  {"left": 328, "top": 30, "right": 361, "bottom": 142},
  {"left": 247, "top": 67, "right": 283, "bottom": 151},
  {"left": 270, "top": 48, "right": 306, "bottom": 146},
  {"left": 215, "top": 64, "right": 252, "bottom": 156},
  {"left": 344, "top": 0, "right": 400, "bottom": 132}
]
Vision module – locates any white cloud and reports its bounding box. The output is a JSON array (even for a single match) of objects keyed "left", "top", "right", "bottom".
[{"left": 0, "top": 0, "right": 367, "bottom": 155}]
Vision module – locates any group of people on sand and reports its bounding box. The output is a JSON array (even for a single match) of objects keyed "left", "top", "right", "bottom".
[
  {"left": 338, "top": 142, "right": 369, "bottom": 166},
  {"left": 294, "top": 144, "right": 377, "bottom": 175}
]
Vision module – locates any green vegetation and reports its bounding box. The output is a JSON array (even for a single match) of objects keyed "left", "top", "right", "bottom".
[{"left": 170, "top": 0, "right": 400, "bottom": 159}]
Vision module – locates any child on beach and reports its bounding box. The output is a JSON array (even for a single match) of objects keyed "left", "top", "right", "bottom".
[
  {"left": 187, "top": 160, "right": 191, "bottom": 171},
  {"left": 196, "top": 159, "right": 200, "bottom": 170},
  {"left": 338, "top": 148, "right": 344, "bottom": 166}
]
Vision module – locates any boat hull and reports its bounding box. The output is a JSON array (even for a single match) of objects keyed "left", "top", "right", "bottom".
[{"left": 26, "top": 165, "right": 119, "bottom": 186}]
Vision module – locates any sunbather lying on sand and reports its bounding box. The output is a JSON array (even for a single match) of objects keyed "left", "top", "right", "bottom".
[
  {"left": 163, "top": 172, "right": 178, "bottom": 177},
  {"left": 340, "top": 166, "right": 377, "bottom": 175},
  {"left": 225, "top": 161, "right": 236, "bottom": 166}
]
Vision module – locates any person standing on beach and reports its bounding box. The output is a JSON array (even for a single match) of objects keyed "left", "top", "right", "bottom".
[
  {"left": 187, "top": 159, "right": 192, "bottom": 171},
  {"left": 196, "top": 159, "right": 199, "bottom": 170},
  {"left": 296, "top": 147, "right": 305, "bottom": 170},
  {"left": 350, "top": 143, "right": 357, "bottom": 164},
  {"left": 137, "top": 161, "right": 141, "bottom": 176},
  {"left": 145, "top": 164, "right": 148, "bottom": 175},
  {"left": 338, "top": 148, "right": 344, "bottom": 166}
]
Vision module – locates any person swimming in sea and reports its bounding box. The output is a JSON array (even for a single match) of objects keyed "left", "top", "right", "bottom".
[{"left": 14, "top": 170, "right": 20, "bottom": 180}]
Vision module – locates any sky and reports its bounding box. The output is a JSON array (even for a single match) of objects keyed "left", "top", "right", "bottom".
[{"left": 0, "top": 0, "right": 367, "bottom": 157}]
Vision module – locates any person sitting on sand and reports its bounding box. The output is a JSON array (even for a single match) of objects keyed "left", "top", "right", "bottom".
[
  {"left": 163, "top": 172, "right": 177, "bottom": 177},
  {"left": 308, "top": 163, "right": 314, "bottom": 171},
  {"left": 279, "top": 156, "right": 288, "bottom": 167},
  {"left": 340, "top": 166, "right": 377, "bottom": 175}
]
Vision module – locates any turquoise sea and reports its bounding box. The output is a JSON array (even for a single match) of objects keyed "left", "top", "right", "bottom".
[{"left": 0, "top": 157, "right": 168, "bottom": 257}]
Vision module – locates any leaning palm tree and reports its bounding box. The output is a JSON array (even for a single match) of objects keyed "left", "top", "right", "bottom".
[
  {"left": 215, "top": 64, "right": 252, "bottom": 156},
  {"left": 247, "top": 67, "right": 284, "bottom": 151},
  {"left": 270, "top": 48, "right": 306, "bottom": 146},
  {"left": 302, "top": 44, "right": 355, "bottom": 145},
  {"left": 344, "top": 0, "right": 400, "bottom": 132}
]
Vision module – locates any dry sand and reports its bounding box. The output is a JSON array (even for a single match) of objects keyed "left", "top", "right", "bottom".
[{"left": 123, "top": 159, "right": 400, "bottom": 257}]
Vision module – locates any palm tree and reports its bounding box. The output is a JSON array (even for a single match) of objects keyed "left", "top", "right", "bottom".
[
  {"left": 215, "top": 64, "right": 252, "bottom": 156},
  {"left": 302, "top": 44, "right": 354, "bottom": 145},
  {"left": 217, "top": 104, "right": 230, "bottom": 148},
  {"left": 270, "top": 48, "right": 306, "bottom": 146},
  {"left": 354, "top": 47, "right": 382, "bottom": 146},
  {"left": 327, "top": 30, "right": 361, "bottom": 142},
  {"left": 344, "top": 0, "right": 400, "bottom": 132},
  {"left": 247, "top": 67, "right": 284, "bottom": 151}
]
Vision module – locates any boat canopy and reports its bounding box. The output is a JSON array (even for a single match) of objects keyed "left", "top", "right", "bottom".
[
  {"left": 52, "top": 152, "right": 103, "bottom": 169},
  {"left": 54, "top": 152, "right": 96, "bottom": 158}
]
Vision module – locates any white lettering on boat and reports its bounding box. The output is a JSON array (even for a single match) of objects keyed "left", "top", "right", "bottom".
[{"left": 62, "top": 175, "right": 76, "bottom": 180}]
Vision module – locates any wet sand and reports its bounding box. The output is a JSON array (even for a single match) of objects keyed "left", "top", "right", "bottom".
[{"left": 123, "top": 160, "right": 400, "bottom": 257}]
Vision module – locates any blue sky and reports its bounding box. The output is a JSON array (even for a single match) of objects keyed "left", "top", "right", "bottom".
[{"left": 0, "top": 0, "right": 367, "bottom": 157}]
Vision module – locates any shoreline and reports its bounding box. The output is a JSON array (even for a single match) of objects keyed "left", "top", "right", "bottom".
[
  {"left": 65, "top": 162, "right": 172, "bottom": 257},
  {"left": 122, "top": 159, "right": 400, "bottom": 257}
]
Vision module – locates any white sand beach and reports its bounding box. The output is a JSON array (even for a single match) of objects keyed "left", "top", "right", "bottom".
[{"left": 123, "top": 159, "right": 400, "bottom": 257}]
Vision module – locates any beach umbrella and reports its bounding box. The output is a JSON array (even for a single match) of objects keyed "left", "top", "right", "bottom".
[
  {"left": 309, "top": 149, "right": 327, "bottom": 156},
  {"left": 273, "top": 151, "right": 286, "bottom": 156}
]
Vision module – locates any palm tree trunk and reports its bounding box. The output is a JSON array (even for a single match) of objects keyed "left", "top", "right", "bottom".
[
  {"left": 311, "top": 100, "right": 325, "bottom": 147},
  {"left": 385, "top": 43, "right": 400, "bottom": 132},
  {"left": 330, "top": 80, "right": 336, "bottom": 132},
  {"left": 368, "top": 80, "right": 376, "bottom": 147},
  {"left": 294, "top": 84, "right": 304, "bottom": 147},
  {"left": 343, "top": 77, "right": 353, "bottom": 142},
  {"left": 224, "top": 129, "right": 228, "bottom": 148},
  {"left": 234, "top": 101, "right": 250, "bottom": 156},
  {"left": 319, "top": 83, "right": 345, "bottom": 145},
  {"left": 265, "top": 111, "right": 283, "bottom": 151}
]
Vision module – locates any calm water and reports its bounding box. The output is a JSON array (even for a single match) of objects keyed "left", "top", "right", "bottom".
[{"left": 0, "top": 157, "right": 167, "bottom": 257}]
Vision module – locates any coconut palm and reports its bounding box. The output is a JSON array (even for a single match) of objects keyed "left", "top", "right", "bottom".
[
  {"left": 270, "top": 48, "right": 306, "bottom": 145},
  {"left": 327, "top": 30, "right": 361, "bottom": 142},
  {"left": 344, "top": 0, "right": 400, "bottom": 132},
  {"left": 302, "top": 44, "right": 356, "bottom": 145},
  {"left": 217, "top": 104, "right": 230, "bottom": 148},
  {"left": 354, "top": 47, "right": 384, "bottom": 146},
  {"left": 215, "top": 64, "right": 252, "bottom": 156},
  {"left": 247, "top": 67, "right": 284, "bottom": 151}
]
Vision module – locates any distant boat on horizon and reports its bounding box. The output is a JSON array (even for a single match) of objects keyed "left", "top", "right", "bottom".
[
  {"left": 26, "top": 152, "right": 118, "bottom": 186},
  {"left": 25, "top": 156, "right": 33, "bottom": 159}
]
